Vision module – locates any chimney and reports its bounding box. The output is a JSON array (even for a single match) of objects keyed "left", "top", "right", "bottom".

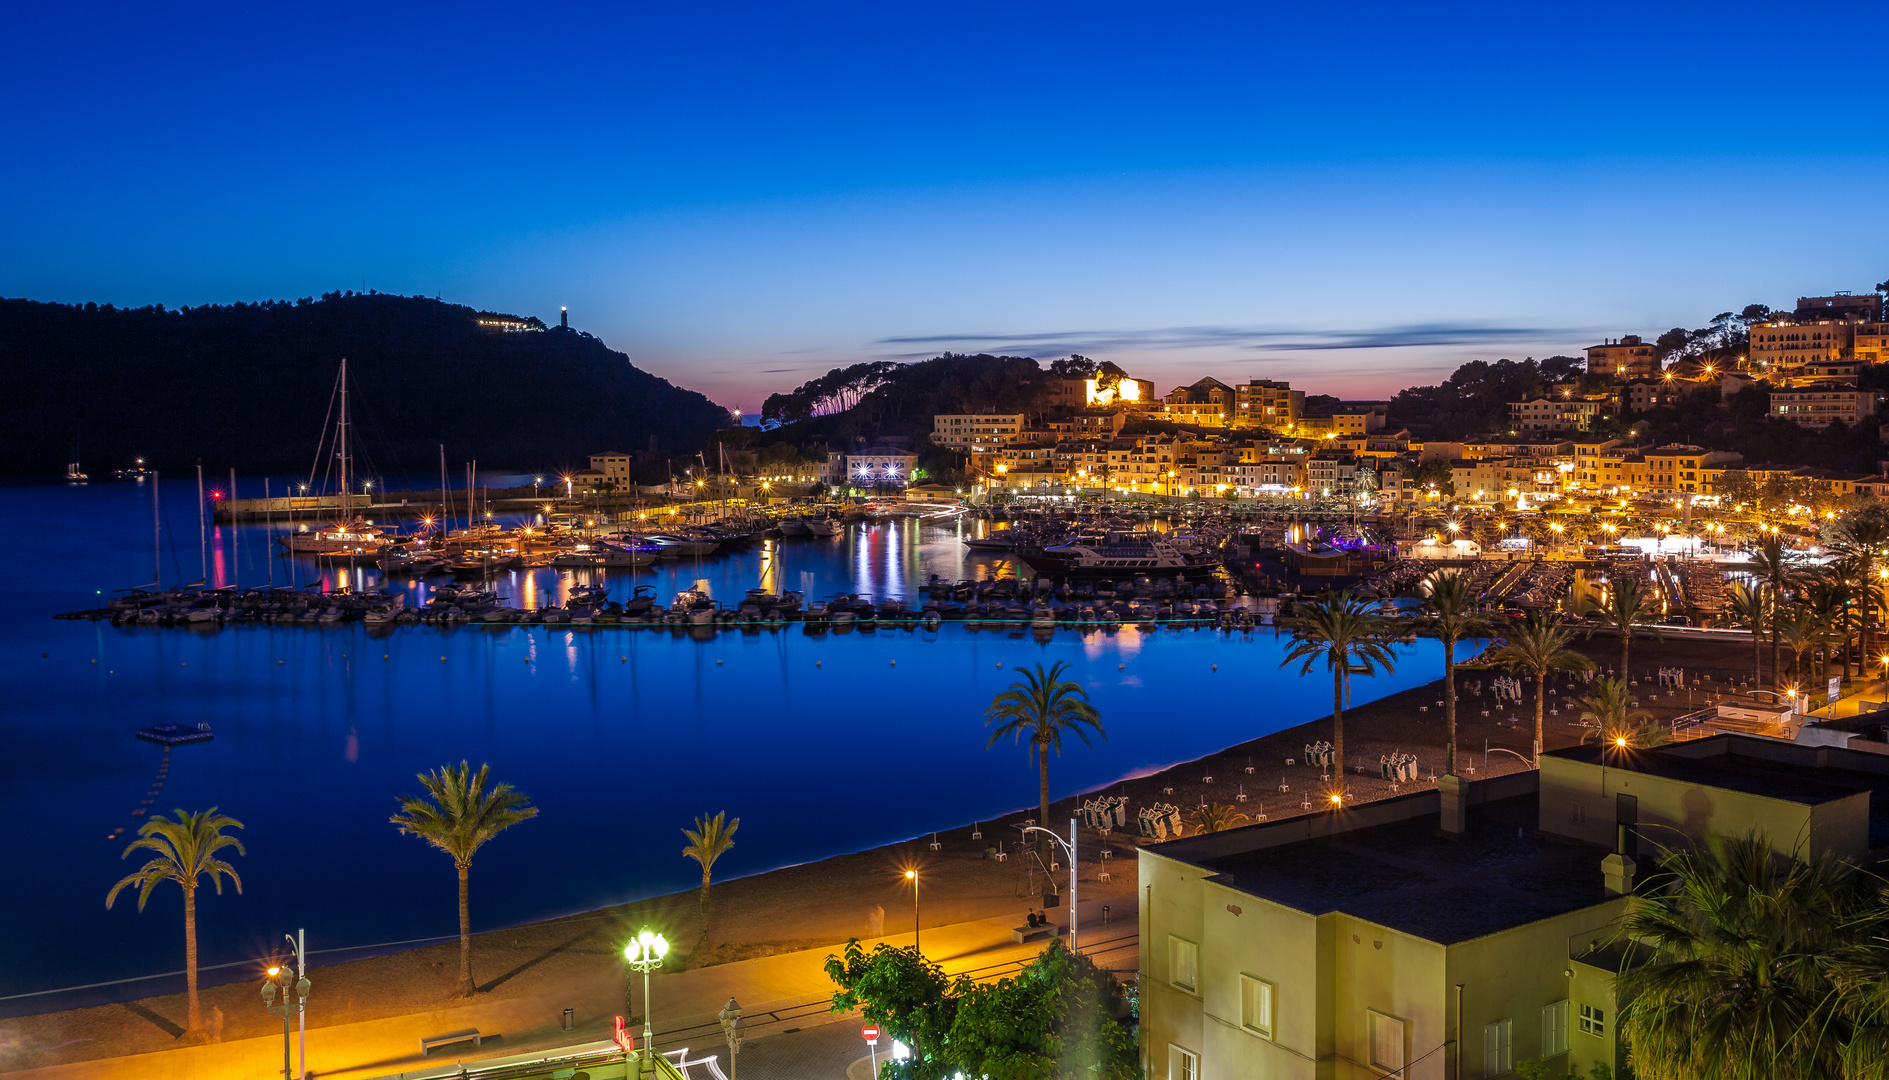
[
  {"left": 1437, "top": 773, "right": 1468, "bottom": 835},
  {"left": 1602, "top": 824, "right": 1638, "bottom": 896}
]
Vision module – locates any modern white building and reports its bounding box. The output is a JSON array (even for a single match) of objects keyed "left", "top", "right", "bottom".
[{"left": 845, "top": 447, "right": 918, "bottom": 488}]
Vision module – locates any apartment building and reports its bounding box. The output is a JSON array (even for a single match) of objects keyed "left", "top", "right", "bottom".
[
  {"left": 1584, "top": 335, "right": 1658, "bottom": 378},
  {"left": 843, "top": 447, "right": 919, "bottom": 488},
  {"left": 1853, "top": 324, "right": 1889, "bottom": 364},
  {"left": 1234, "top": 379, "right": 1304, "bottom": 430},
  {"left": 1749, "top": 319, "right": 1855, "bottom": 374},
  {"left": 1139, "top": 735, "right": 1882, "bottom": 1080},
  {"left": 1640, "top": 445, "right": 1744, "bottom": 494},
  {"left": 1791, "top": 359, "right": 1865, "bottom": 385},
  {"left": 588, "top": 451, "right": 632, "bottom": 481},
  {"left": 1226, "top": 455, "right": 1304, "bottom": 495},
  {"left": 1621, "top": 378, "right": 1682, "bottom": 413},
  {"left": 1508, "top": 397, "right": 1605, "bottom": 432},
  {"left": 930, "top": 413, "right": 1026, "bottom": 450},
  {"left": 1451, "top": 458, "right": 1560, "bottom": 502},
  {"left": 1771, "top": 386, "right": 1883, "bottom": 428}
]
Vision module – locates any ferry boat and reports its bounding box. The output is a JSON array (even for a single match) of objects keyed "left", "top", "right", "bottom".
[{"left": 1020, "top": 530, "right": 1223, "bottom": 579}]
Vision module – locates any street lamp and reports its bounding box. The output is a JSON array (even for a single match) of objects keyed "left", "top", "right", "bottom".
[
  {"left": 260, "top": 936, "right": 311, "bottom": 1080},
  {"left": 904, "top": 869, "right": 920, "bottom": 953},
  {"left": 625, "top": 930, "right": 670, "bottom": 1070},
  {"left": 719, "top": 997, "right": 747, "bottom": 1080},
  {"left": 1019, "top": 818, "right": 1080, "bottom": 955}
]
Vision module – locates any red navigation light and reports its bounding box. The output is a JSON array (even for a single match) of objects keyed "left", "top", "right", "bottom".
[{"left": 210, "top": 489, "right": 225, "bottom": 500}]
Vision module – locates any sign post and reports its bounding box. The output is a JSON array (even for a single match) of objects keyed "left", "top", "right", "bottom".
[{"left": 863, "top": 1025, "right": 880, "bottom": 1077}]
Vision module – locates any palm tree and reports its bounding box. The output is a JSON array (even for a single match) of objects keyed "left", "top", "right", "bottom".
[
  {"left": 1190, "top": 802, "right": 1251, "bottom": 834},
  {"left": 1404, "top": 570, "right": 1492, "bottom": 777},
  {"left": 1746, "top": 535, "right": 1802, "bottom": 691},
  {"left": 105, "top": 808, "right": 245, "bottom": 1037},
  {"left": 1576, "top": 677, "right": 1664, "bottom": 747},
  {"left": 1592, "top": 571, "right": 1662, "bottom": 679},
  {"left": 391, "top": 761, "right": 539, "bottom": 997},
  {"left": 1831, "top": 512, "right": 1888, "bottom": 676},
  {"left": 985, "top": 661, "right": 1105, "bottom": 855},
  {"left": 1484, "top": 611, "right": 1595, "bottom": 763},
  {"left": 682, "top": 811, "right": 740, "bottom": 951},
  {"left": 1727, "top": 582, "right": 1768, "bottom": 688},
  {"left": 1617, "top": 831, "right": 1865, "bottom": 1080},
  {"left": 1280, "top": 590, "right": 1400, "bottom": 793},
  {"left": 1776, "top": 607, "right": 1822, "bottom": 693}
]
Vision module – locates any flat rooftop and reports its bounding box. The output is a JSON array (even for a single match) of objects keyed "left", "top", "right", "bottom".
[
  {"left": 1186, "top": 793, "right": 1612, "bottom": 945},
  {"left": 1546, "top": 743, "right": 1870, "bottom": 806}
]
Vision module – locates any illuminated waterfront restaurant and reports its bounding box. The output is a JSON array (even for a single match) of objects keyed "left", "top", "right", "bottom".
[{"left": 846, "top": 447, "right": 917, "bottom": 488}]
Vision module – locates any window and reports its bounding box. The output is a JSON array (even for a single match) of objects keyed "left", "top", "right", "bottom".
[
  {"left": 1169, "top": 936, "right": 1198, "bottom": 992},
  {"left": 1240, "top": 975, "right": 1275, "bottom": 1038},
  {"left": 1579, "top": 1003, "right": 1605, "bottom": 1038},
  {"left": 1168, "top": 1045, "right": 1198, "bottom": 1080},
  {"left": 1484, "top": 1018, "right": 1513, "bottom": 1076},
  {"left": 1368, "top": 1010, "right": 1407, "bottom": 1072},
  {"left": 1543, "top": 1000, "right": 1570, "bottom": 1057}
]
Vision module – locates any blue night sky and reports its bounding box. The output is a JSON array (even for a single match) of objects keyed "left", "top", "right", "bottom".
[{"left": 4, "top": 2, "right": 1885, "bottom": 410}]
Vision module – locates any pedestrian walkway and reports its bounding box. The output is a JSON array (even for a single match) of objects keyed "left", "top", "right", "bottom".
[{"left": 0, "top": 897, "right": 1138, "bottom": 1080}]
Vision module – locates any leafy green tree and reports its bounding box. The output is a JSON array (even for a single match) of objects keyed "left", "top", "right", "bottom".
[
  {"left": 1617, "top": 832, "right": 1868, "bottom": 1080},
  {"left": 948, "top": 941, "right": 1139, "bottom": 1080},
  {"left": 985, "top": 662, "right": 1105, "bottom": 853},
  {"left": 1485, "top": 612, "right": 1595, "bottom": 763},
  {"left": 106, "top": 808, "right": 245, "bottom": 1037},
  {"left": 825, "top": 940, "right": 956, "bottom": 1079},
  {"left": 1281, "top": 590, "right": 1399, "bottom": 793},
  {"left": 390, "top": 761, "right": 539, "bottom": 997},
  {"left": 1406, "top": 570, "right": 1494, "bottom": 776},
  {"left": 682, "top": 811, "right": 739, "bottom": 951}
]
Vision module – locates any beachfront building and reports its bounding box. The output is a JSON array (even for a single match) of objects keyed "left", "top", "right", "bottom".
[
  {"left": 1138, "top": 735, "right": 1887, "bottom": 1080},
  {"left": 931, "top": 413, "right": 1027, "bottom": 451},
  {"left": 589, "top": 451, "right": 632, "bottom": 482},
  {"left": 1771, "top": 385, "right": 1883, "bottom": 428}
]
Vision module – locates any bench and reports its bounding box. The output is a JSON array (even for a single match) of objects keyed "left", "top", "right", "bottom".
[
  {"left": 421, "top": 1029, "right": 483, "bottom": 1055},
  {"left": 1012, "top": 924, "right": 1060, "bottom": 944}
]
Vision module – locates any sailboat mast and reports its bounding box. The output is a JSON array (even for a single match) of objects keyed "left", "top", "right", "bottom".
[
  {"left": 439, "top": 444, "right": 449, "bottom": 537},
  {"left": 338, "top": 358, "right": 351, "bottom": 520},
  {"left": 230, "top": 467, "right": 238, "bottom": 591},
  {"left": 153, "top": 470, "right": 162, "bottom": 589},
  {"left": 265, "top": 478, "right": 274, "bottom": 589},
  {"left": 196, "top": 463, "right": 206, "bottom": 585}
]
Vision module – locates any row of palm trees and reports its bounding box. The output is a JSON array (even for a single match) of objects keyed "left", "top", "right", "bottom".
[
  {"left": 107, "top": 763, "right": 740, "bottom": 1040},
  {"left": 1729, "top": 516, "right": 1889, "bottom": 694},
  {"left": 1278, "top": 566, "right": 1692, "bottom": 795}
]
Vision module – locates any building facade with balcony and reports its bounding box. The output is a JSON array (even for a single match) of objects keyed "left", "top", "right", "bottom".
[{"left": 1771, "top": 386, "right": 1883, "bottom": 428}]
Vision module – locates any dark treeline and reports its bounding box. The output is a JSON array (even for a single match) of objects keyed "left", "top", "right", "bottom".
[
  {"left": 0, "top": 293, "right": 731, "bottom": 479},
  {"left": 760, "top": 353, "right": 1048, "bottom": 438}
]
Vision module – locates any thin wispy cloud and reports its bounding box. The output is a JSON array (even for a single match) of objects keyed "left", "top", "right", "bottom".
[{"left": 874, "top": 323, "right": 1583, "bottom": 359}]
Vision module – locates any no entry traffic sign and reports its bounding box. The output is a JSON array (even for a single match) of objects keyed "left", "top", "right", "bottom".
[{"left": 862, "top": 1025, "right": 881, "bottom": 1044}]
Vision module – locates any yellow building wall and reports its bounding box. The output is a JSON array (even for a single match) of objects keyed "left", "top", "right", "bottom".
[{"left": 1537, "top": 754, "right": 1869, "bottom": 861}]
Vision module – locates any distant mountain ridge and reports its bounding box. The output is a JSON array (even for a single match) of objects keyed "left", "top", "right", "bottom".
[{"left": 0, "top": 293, "right": 730, "bottom": 477}]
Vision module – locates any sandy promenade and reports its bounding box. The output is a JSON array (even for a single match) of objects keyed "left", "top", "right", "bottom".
[{"left": 0, "top": 634, "right": 1753, "bottom": 1077}]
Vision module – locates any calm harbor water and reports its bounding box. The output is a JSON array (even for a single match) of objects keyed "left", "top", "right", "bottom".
[{"left": 0, "top": 478, "right": 1446, "bottom": 1005}]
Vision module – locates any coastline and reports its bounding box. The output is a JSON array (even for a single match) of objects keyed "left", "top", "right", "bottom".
[{"left": 0, "top": 634, "right": 1744, "bottom": 1072}]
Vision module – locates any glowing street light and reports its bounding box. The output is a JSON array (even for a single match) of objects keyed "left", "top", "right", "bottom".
[
  {"left": 903, "top": 869, "right": 921, "bottom": 952},
  {"left": 624, "top": 930, "right": 670, "bottom": 1066},
  {"left": 260, "top": 934, "right": 311, "bottom": 1080}
]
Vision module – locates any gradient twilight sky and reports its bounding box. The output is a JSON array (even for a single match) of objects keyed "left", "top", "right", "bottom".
[{"left": 5, "top": 3, "right": 1885, "bottom": 411}]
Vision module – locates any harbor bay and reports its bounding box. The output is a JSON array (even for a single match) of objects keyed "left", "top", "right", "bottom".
[{"left": 0, "top": 478, "right": 1446, "bottom": 1001}]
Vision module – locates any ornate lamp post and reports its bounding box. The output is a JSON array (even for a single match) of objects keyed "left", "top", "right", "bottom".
[
  {"left": 260, "top": 947, "right": 311, "bottom": 1080},
  {"left": 719, "top": 997, "right": 747, "bottom": 1080},
  {"left": 903, "top": 869, "right": 920, "bottom": 952},
  {"left": 624, "top": 930, "right": 670, "bottom": 1071}
]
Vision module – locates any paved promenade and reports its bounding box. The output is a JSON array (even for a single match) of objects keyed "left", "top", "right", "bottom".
[{"left": 0, "top": 898, "right": 1138, "bottom": 1080}]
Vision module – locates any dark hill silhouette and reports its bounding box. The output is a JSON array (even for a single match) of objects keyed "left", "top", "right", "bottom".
[{"left": 0, "top": 293, "right": 730, "bottom": 478}]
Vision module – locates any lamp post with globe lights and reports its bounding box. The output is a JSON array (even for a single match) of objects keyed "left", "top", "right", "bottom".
[
  {"left": 719, "top": 997, "right": 747, "bottom": 1080},
  {"left": 625, "top": 930, "right": 669, "bottom": 1070}
]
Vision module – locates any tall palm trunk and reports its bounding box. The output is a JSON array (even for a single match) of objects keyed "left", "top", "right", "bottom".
[
  {"left": 1621, "top": 635, "right": 1631, "bottom": 684},
  {"left": 1037, "top": 741, "right": 1052, "bottom": 862},
  {"left": 183, "top": 884, "right": 201, "bottom": 1034},
  {"left": 698, "top": 871, "right": 713, "bottom": 948},
  {"left": 456, "top": 863, "right": 473, "bottom": 997},
  {"left": 1443, "top": 637, "right": 1457, "bottom": 776},
  {"left": 1753, "top": 620, "right": 1764, "bottom": 688},
  {"left": 1331, "top": 662, "right": 1346, "bottom": 787},
  {"left": 1532, "top": 665, "right": 1546, "bottom": 764}
]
